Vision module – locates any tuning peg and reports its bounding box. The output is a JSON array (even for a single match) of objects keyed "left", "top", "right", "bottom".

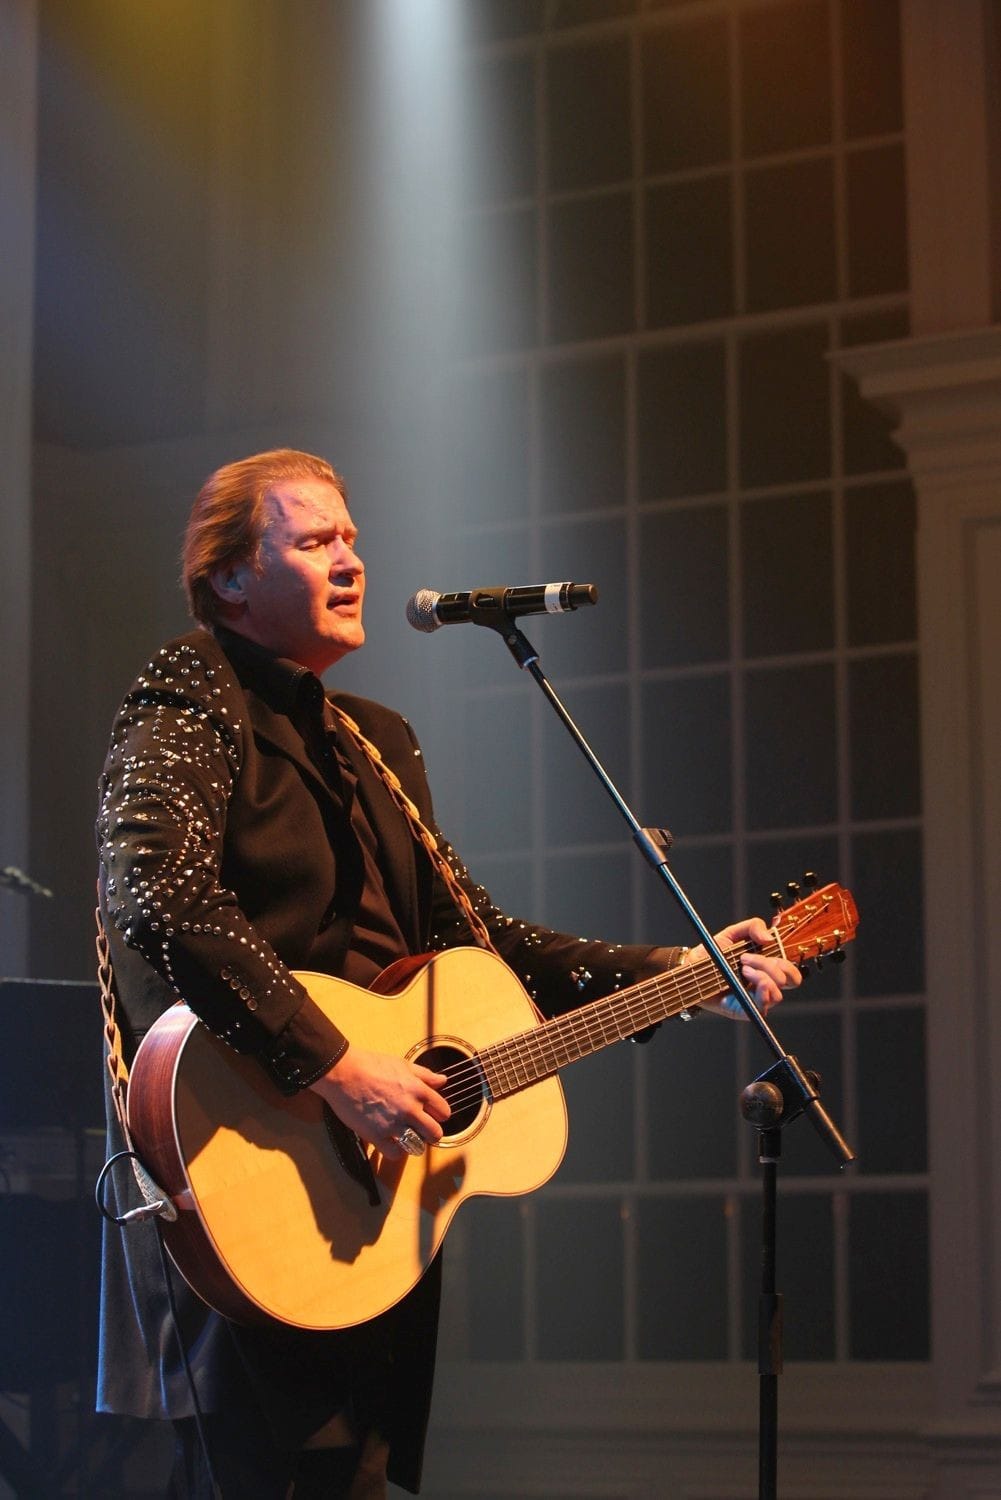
[
  {"left": 797, "top": 961, "right": 811, "bottom": 980},
  {"left": 786, "top": 880, "right": 801, "bottom": 900},
  {"left": 770, "top": 891, "right": 784, "bottom": 912},
  {"left": 803, "top": 871, "right": 818, "bottom": 891},
  {"left": 832, "top": 947, "right": 846, "bottom": 965}
]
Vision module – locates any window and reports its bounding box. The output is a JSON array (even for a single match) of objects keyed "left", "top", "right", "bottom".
[{"left": 439, "top": 0, "right": 921, "bottom": 1366}]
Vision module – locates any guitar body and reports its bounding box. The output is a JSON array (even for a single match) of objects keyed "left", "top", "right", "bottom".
[
  {"left": 127, "top": 946, "right": 568, "bottom": 1331},
  {"left": 127, "top": 880, "right": 859, "bottom": 1332}
]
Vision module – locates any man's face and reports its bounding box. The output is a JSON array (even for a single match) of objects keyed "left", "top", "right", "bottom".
[{"left": 214, "top": 478, "right": 366, "bottom": 674}]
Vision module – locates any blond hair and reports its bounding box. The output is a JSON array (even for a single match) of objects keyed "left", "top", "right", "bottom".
[{"left": 182, "top": 449, "right": 344, "bottom": 625}]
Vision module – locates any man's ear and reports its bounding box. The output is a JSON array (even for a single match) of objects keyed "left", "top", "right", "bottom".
[{"left": 208, "top": 561, "right": 250, "bottom": 606}]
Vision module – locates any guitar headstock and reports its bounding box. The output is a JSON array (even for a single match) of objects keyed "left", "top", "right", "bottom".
[{"left": 770, "top": 877, "right": 859, "bottom": 971}]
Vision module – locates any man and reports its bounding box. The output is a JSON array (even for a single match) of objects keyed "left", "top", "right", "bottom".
[{"left": 96, "top": 449, "right": 800, "bottom": 1498}]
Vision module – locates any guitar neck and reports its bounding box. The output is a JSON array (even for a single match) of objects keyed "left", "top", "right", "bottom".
[{"left": 478, "top": 941, "right": 762, "bottom": 1101}]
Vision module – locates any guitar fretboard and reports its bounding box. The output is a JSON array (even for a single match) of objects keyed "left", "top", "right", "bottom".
[{"left": 477, "top": 940, "right": 763, "bottom": 1101}]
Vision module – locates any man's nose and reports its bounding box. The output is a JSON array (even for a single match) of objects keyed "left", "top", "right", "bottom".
[{"left": 330, "top": 542, "right": 363, "bottom": 577}]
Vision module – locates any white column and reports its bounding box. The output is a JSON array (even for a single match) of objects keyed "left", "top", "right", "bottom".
[
  {"left": 832, "top": 7, "right": 1001, "bottom": 1492},
  {"left": 0, "top": 0, "right": 38, "bottom": 978},
  {"left": 836, "top": 325, "right": 1001, "bottom": 1498}
]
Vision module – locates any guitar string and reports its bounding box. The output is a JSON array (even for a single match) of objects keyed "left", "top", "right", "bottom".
[
  {"left": 433, "top": 896, "right": 845, "bottom": 1114},
  {"left": 434, "top": 944, "right": 755, "bottom": 1113}
]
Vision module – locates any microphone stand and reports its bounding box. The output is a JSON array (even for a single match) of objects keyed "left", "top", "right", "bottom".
[{"left": 472, "top": 609, "right": 856, "bottom": 1500}]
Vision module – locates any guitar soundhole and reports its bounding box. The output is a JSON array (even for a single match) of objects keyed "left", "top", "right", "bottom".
[{"left": 415, "top": 1043, "right": 485, "bottom": 1140}]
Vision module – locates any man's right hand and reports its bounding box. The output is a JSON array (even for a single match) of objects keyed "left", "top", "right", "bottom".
[{"left": 309, "top": 1047, "right": 450, "bottom": 1160}]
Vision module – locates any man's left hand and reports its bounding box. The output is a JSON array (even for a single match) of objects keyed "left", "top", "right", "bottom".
[{"left": 687, "top": 916, "right": 802, "bottom": 1017}]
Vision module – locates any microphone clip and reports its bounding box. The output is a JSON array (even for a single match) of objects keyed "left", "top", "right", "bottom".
[
  {"left": 479, "top": 606, "right": 541, "bottom": 670},
  {"left": 463, "top": 587, "right": 531, "bottom": 628}
]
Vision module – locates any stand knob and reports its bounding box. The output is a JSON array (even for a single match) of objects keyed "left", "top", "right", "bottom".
[{"left": 740, "top": 1080, "right": 785, "bottom": 1127}]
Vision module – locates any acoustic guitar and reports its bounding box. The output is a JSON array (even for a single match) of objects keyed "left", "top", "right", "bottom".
[{"left": 126, "top": 881, "right": 857, "bottom": 1330}]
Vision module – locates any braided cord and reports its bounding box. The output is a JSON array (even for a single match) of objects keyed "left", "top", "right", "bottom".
[{"left": 96, "top": 903, "right": 131, "bottom": 1122}]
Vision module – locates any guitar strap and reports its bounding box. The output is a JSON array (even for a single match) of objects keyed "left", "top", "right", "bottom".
[
  {"left": 96, "top": 901, "right": 131, "bottom": 1116},
  {"left": 328, "top": 701, "right": 502, "bottom": 959}
]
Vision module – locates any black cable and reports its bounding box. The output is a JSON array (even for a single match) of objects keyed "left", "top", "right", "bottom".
[
  {"left": 94, "top": 1151, "right": 169, "bottom": 1226},
  {"left": 152, "top": 1223, "right": 223, "bottom": 1500},
  {"left": 95, "top": 1152, "right": 223, "bottom": 1497}
]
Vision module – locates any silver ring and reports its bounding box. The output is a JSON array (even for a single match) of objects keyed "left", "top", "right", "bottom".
[{"left": 395, "top": 1127, "right": 426, "bottom": 1157}]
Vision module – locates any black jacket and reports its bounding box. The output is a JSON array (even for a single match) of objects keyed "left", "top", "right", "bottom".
[{"left": 96, "top": 627, "right": 667, "bottom": 1491}]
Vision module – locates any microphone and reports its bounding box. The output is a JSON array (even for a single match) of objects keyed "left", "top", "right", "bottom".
[{"left": 406, "top": 582, "right": 598, "bottom": 633}]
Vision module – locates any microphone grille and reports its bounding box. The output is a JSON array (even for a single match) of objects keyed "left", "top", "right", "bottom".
[{"left": 406, "top": 589, "right": 441, "bottom": 633}]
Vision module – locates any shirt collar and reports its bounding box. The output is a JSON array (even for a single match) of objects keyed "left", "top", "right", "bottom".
[{"left": 213, "top": 625, "right": 326, "bottom": 722}]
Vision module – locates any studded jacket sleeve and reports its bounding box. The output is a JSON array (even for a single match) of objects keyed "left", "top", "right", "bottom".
[{"left": 97, "top": 633, "right": 349, "bottom": 1095}]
